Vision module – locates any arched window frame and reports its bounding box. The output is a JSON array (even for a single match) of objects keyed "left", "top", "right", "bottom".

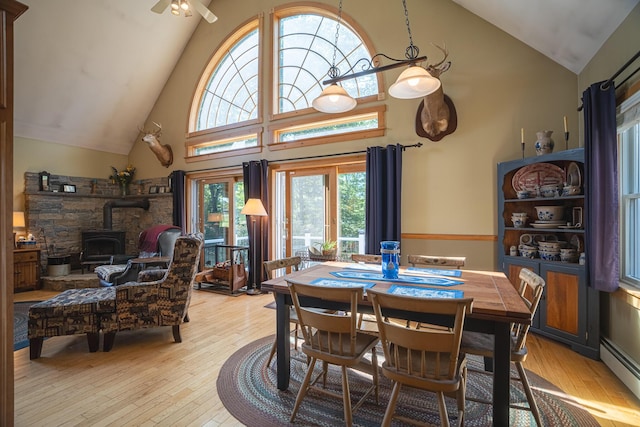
[
  {"left": 270, "top": 3, "right": 384, "bottom": 120},
  {"left": 185, "top": 4, "right": 387, "bottom": 161},
  {"left": 186, "top": 16, "right": 264, "bottom": 162}
]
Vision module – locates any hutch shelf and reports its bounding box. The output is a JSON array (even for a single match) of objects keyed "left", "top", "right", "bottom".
[{"left": 497, "top": 148, "right": 599, "bottom": 359}]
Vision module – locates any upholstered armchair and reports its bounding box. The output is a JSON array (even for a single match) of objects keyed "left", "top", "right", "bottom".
[
  {"left": 99, "top": 234, "right": 203, "bottom": 351},
  {"left": 95, "top": 225, "right": 182, "bottom": 287}
]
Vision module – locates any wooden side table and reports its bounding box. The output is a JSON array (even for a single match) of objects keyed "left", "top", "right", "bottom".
[{"left": 14, "top": 248, "right": 41, "bottom": 292}]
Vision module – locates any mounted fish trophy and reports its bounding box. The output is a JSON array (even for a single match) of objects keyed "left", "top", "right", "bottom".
[
  {"left": 415, "top": 44, "right": 458, "bottom": 142},
  {"left": 139, "top": 122, "right": 173, "bottom": 168}
]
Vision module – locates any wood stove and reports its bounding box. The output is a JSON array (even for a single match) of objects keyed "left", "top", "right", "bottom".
[{"left": 81, "top": 230, "right": 126, "bottom": 263}]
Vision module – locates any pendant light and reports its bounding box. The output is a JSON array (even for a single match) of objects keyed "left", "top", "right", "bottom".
[{"left": 312, "top": 0, "right": 357, "bottom": 113}]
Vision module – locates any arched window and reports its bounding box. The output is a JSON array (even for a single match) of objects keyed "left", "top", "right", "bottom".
[
  {"left": 276, "top": 11, "right": 379, "bottom": 114},
  {"left": 186, "top": 5, "right": 385, "bottom": 161}
]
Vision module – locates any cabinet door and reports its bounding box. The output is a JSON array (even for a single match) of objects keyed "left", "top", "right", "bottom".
[
  {"left": 538, "top": 263, "right": 587, "bottom": 344},
  {"left": 503, "top": 257, "right": 540, "bottom": 328}
]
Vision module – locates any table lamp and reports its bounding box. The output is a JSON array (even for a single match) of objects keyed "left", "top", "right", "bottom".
[
  {"left": 13, "top": 211, "right": 26, "bottom": 247},
  {"left": 241, "top": 198, "right": 268, "bottom": 295}
]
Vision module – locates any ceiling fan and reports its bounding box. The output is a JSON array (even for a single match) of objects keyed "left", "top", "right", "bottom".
[{"left": 151, "top": 0, "right": 218, "bottom": 24}]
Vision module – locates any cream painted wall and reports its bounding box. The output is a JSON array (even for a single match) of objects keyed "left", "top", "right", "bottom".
[
  {"left": 128, "top": 0, "right": 578, "bottom": 269},
  {"left": 13, "top": 136, "right": 128, "bottom": 210}
]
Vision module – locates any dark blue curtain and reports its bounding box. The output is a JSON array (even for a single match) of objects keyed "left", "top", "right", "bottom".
[
  {"left": 365, "top": 144, "right": 402, "bottom": 254},
  {"left": 171, "top": 170, "right": 186, "bottom": 231},
  {"left": 243, "top": 160, "right": 269, "bottom": 289},
  {"left": 583, "top": 82, "right": 619, "bottom": 292}
]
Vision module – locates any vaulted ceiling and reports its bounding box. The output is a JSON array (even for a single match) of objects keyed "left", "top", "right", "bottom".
[{"left": 13, "top": 0, "right": 640, "bottom": 155}]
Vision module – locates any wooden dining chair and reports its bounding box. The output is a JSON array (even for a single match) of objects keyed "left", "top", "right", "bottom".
[
  {"left": 407, "top": 255, "right": 466, "bottom": 269},
  {"left": 288, "top": 280, "right": 379, "bottom": 427},
  {"left": 263, "top": 256, "right": 303, "bottom": 368},
  {"left": 368, "top": 288, "right": 473, "bottom": 427},
  {"left": 407, "top": 254, "right": 466, "bottom": 329},
  {"left": 350, "top": 254, "right": 383, "bottom": 330},
  {"left": 460, "top": 267, "right": 545, "bottom": 427},
  {"left": 351, "top": 253, "right": 382, "bottom": 264}
]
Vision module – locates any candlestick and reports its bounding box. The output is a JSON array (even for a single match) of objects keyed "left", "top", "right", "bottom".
[
  {"left": 521, "top": 128, "right": 524, "bottom": 144},
  {"left": 563, "top": 116, "right": 568, "bottom": 133},
  {"left": 565, "top": 131, "right": 569, "bottom": 150}
]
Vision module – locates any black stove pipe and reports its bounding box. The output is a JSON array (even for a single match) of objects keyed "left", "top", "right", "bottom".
[{"left": 103, "top": 198, "right": 151, "bottom": 229}]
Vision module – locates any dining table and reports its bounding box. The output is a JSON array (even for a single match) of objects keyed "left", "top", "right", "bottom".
[{"left": 260, "top": 262, "right": 531, "bottom": 427}]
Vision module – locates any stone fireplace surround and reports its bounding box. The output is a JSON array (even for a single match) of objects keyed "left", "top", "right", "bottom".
[{"left": 22, "top": 172, "right": 173, "bottom": 273}]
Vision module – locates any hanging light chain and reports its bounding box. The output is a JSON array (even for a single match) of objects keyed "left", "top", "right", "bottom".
[
  {"left": 402, "top": 0, "right": 420, "bottom": 61},
  {"left": 328, "top": 0, "right": 344, "bottom": 80}
]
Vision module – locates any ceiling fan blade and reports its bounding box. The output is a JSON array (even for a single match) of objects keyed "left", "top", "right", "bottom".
[
  {"left": 191, "top": 0, "right": 218, "bottom": 23},
  {"left": 151, "top": 0, "right": 171, "bottom": 14}
]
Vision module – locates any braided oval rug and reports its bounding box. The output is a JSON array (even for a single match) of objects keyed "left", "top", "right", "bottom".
[{"left": 217, "top": 336, "right": 599, "bottom": 426}]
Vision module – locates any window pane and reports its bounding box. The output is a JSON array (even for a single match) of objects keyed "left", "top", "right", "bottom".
[
  {"left": 291, "top": 175, "right": 326, "bottom": 253},
  {"left": 276, "top": 113, "right": 379, "bottom": 143},
  {"left": 338, "top": 172, "right": 365, "bottom": 256},
  {"left": 278, "top": 13, "right": 378, "bottom": 114},
  {"left": 620, "top": 120, "right": 640, "bottom": 286},
  {"left": 194, "top": 135, "right": 258, "bottom": 156},
  {"left": 197, "top": 28, "right": 259, "bottom": 131}
]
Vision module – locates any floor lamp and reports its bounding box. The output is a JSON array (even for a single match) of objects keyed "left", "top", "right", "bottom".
[{"left": 241, "top": 198, "right": 268, "bottom": 295}]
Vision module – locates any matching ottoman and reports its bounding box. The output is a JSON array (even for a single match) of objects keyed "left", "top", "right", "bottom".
[{"left": 28, "top": 287, "right": 116, "bottom": 359}]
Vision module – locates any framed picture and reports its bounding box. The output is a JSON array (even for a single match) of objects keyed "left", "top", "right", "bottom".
[
  {"left": 158, "top": 186, "right": 166, "bottom": 193},
  {"left": 39, "top": 171, "right": 51, "bottom": 191},
  {"left": 149, "top": 186, "right": 158, "bottom": 194},
  {"left": 61, "top": 184, "right": 76, "bottom": 193}
]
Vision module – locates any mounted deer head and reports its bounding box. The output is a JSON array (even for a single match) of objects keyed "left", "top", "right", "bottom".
[
  {"left": 415, "top": 44, "right": 457, "bottom": 142},
  {"left": 139, "top": 122, "right": 173, "bottom": 168}
]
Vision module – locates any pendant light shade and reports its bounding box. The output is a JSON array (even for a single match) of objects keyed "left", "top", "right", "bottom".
[
  {"left": 312, "top": 84, "right": 357, "bottom": 113},
  {"left": 389, "top": 66, "right": 441, "bottom": 99}
]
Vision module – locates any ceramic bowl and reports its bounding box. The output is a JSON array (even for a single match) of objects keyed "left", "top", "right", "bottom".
[
  {"left": 562, "top": 186, "right": 581, "bottom": 196},
  {"left": 539, "top": 250, "right": 560, "bottom": 261},
  {"left": 535, "top": 206, "right": 564, "bottom": 221},
  {"left": 560, "top": 248, "right": 578, "bottom": 263},
  {"left": 516, "top": 190, "right": 530, "bottom": 199},
  {"left": 519, "top": 247, "right": 537, "bottom": 258},
  {"left": 512, "top": 212, "right": 528, "bottom": 218},
  {"left": 540, "top": 184, "right": 561, "bottom": 198},
  {"left": 511, "top": 216, "right": 527, "bottom": 228}
]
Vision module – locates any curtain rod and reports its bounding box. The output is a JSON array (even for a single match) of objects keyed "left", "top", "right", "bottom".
[
  {"left": 578, "top": 49, "right": 640, "bottom": 111},
  {"left": 188, "top": 142, "right": 423, "bottom": 173}
]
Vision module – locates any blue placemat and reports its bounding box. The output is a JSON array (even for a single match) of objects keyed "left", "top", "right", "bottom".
[
  {"left": 330, "top": 270, "right": 462, "bottom": 286},
  {"left": 405, "top": 266, "right": 463, "bottom": 278},
  {"left": 388, "top": 285, "right": 464, "bottom": 298},
  {"left": 310, "top": 278, "right": 375, "bottom": 289}
]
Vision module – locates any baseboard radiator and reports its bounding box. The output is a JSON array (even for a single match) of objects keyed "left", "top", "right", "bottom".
[{"left": 601, "top": 338, "right": 640, "bottom": 399}]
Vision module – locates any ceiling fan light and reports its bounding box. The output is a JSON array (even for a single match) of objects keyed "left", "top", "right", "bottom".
[
  {"left": 312, "top": 84, "right": 357, "bottom": 113},
  {"left": 171, "top": 8, "right": 180, "bottom": 16},
  {"left": 180, "top": 0, "right": 190, "bottom": 11},
  {"left": 170, "top": 0, "right": 180, "bottom": 10},
  {"left": 389, "top": 66, "right": 441, "bottom": 99}
]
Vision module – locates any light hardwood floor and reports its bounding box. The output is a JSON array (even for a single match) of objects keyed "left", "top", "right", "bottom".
[{"left": 13, "top": 289, "right": 640, "bottom": 426}]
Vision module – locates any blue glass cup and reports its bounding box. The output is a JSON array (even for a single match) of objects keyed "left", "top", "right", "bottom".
[{"left": 380, "top": 240, "right": 400, "bottom": 279}]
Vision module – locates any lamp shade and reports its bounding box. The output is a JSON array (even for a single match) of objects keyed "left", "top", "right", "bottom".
[
  {"left": 389, "top": 66, "right": 441, "bottom": 99},
  {"left": 207, "top": 212, "right": 223, "bottom": 222},
  {"left": 312, "top": 84, "right": 357, "bottom": 113},
  {"left": 13, "top": 211, "right": 25, "bottom": 228},
  {"left": 241, "top": 198, "right": 268, "bottom": 216}
]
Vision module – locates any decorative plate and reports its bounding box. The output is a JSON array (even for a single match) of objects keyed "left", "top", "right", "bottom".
[
  {"left": 531, "top": 223, "right": 561, "bottom": 229},
  {"left": 512, "top": 163, "right": 565, "bottom": 192},
  {"left": 566, "top": 162, "right": 581, "bottom": 188}
]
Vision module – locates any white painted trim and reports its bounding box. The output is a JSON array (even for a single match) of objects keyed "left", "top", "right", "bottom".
[{"left": 601, "top": 340, "right": 640, "bottom": 400}]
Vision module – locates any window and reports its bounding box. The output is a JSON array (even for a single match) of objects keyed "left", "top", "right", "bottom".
[
  {"left": 271, "top": 158, "right": 366, "bottom": 260},
  {"left": 618, "top": 89, "right": 640, "bottom": 287},
  {"left": 186, "top": 19, "right": 262, "bottom": 160},
  {"left": 186, "top": 6, "right": 384, "bottom": 160},
  {"left": 275, "top": 10, "right": 379, "bottom": 114}
]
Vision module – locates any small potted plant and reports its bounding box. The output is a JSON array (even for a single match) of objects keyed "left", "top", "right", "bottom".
[{"left": 309, "top": 240, "right": 337, "bottom": 261}]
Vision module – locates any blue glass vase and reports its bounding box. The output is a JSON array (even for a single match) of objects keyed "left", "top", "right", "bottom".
[{"left": 380, "top": 240, "right": 400, "bottom": 279}]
